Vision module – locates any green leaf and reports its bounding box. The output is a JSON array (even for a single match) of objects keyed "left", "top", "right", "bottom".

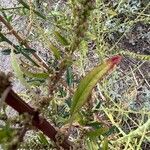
[
  {"left": 54, "top": 31, "right": 69, "bottom": 46},
  {"left": 102, "top": 138, "right": 109, "bottom": 150},
  {"left": 21, "top": 67, "right": 49, "bottom": 79},
  {"left": 1, "top": 49, "right": 19, "bottom": 55},
  {"left": 0, "top": 124, "right": 14, "bottom": 143},
  {"left": 49, "top": 43, "right": 61, "bottom": 59},
  {"left": 18, "top": 0, "right": 46, "bottom": 19},
  {"left": 87, "top": 121, "right": 103, "bottom": 129},
  {"left": 86, "top": 139, "right": 99, "bottom": 150},
  {"left": 1, "top": 49, "right": 11, "bottom": 55},
  {"left": 27, "top": 79, "right": 45, "bottom": 86},
  {"left": 80, "top": 40, "right": 88, "bottom": 57},
  {"left": 70, "top": 55, "right": 122, "bottom": 117},
  {"left": 21, "top": 51, "right": 39, "bottom": 67},
  {"left": 103, "top": 126, "right": 116, "bottom": 137},
  {"left": 22, "top": 48, "right": 36, "bottom": 54},
  {"left": 66, "top": 67, "right": 73, "bottom": 86},
  {"left": 11, "top": 49, "right": 30, "bottom": 88},
  {"left": 86, "top": 127, "right": 109, "bottom": 139},
  {"left": 7, "top": 14, "right": 13, "bottom": 22},
  {"left": 38, "top": 132, "right": 49, "bottom": 145}
]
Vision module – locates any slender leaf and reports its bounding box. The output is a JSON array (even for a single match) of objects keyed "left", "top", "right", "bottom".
[
  {"left": 1, "top": 49, "right": 19, "bottom": 55},
  {"left": 87, "top": 121, "right": 103, "bottom": 129},
  {"left": 66, "top": 67, "right": 73, "bottom": 86},
  {"left": 22, "top": 48, "right": 36, "bottom": 54},
  {"left": 70, "top": 55, "right": 122, "bottom": 117},
  {"left": 11, "top": 49, "right": 30, "bottom": 88},
  {"left": 21, "top": 67, "right": 49, "bottom": 79},
  {"left": 21, "top": 51, "right": 39, "bottom": 67},
  {"left": 18, "top": 0, "right": 46, "bottom": 19},
  {"left": 49, "top": 43, "right": 61, "bottom": 59},
  {"left": 54, "top": 31, "right": 69, "bottom": 46},
  {"left": 102, "top": 138, "right": 109, "bottom": 150},
  {"left": 27, "top": 79, "right": 45, "bottom": 86},
  {"left": 38, "top": 132, "right": 49, "bottom": 145},
  {"left": 86, "top": 127, "right": 109, "bottom": 139}
]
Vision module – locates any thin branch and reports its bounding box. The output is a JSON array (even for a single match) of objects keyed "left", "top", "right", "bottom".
[
  {"left": 0, "top": 7, "right": 24, "bottom": 11},
  {"left": 0, "top": 71, "right": 72, "bottom": 150},
  {"left": 0, "top": 15, "right": 50, "bottom": 71},
  {"left": 17, "top": 0, "right": 46, "bottom": 20}
]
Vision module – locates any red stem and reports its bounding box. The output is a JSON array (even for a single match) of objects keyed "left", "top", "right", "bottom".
[{"left": 5, "top": 90, "right": 71, "bottom": 149}]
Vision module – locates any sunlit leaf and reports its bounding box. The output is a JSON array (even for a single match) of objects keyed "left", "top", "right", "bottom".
[
  {"left": 86, "top": 139, "right": 99, "bottom": 150},
  {"left": 70, "top": 55, "right": 122, "bottom": 117},
  {"left": 21, "top": 67, "right": 49, "bottom": 79},
  {"left": 11, "top": 49, "right": 30, "bottom": 88},
  {"left": 107, "top": 9, "right": 117, "bottom": 17},
  {"left": 80, "top": 40, "right": 88, "bottom": 57}
]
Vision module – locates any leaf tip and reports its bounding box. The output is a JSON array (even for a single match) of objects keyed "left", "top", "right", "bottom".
[
  {"left": 107, "top": 55, "right": 122, "bottom": 66},
  {"left": 110, "top": 55, "right": 122, "bottom": 64},
  {"left": 106, "top": 55, "right": 122, "bottom": 70}
]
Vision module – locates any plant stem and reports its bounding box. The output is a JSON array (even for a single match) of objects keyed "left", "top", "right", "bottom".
[
  {"left": 0, "top": 71, "right": 73, "bottom": 149},
  {"left": 0, "top": 15, "right": 50, "bottom": 71},
  {"left": 115, "top": 119, "right": 150, "bottom": 143},
  {"left": 17, "top": 0, "right": 46, "bottom": 20},
  {"left": 0, "top": 6, "right": 24, "bottom": 11}
]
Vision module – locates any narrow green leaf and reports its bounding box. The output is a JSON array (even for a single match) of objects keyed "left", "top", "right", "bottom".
[
  {"left": 102, "top": 138, "right": 109, "bottom": 150},
  {"left": 103, "top": 126, "right": 116, "bottom": 137},
  {"left": 70, "top": 55, "right": 122, "bottom": 117},
  {"left": 11, "top": 49, "right": 30, "bottom": 88},
  {"left": 80, "top": 40, "right": 88, "bottom": 57},
  {"left": 27, "top": 79, "right": 45, "bottom": 86},
  {"left": 21, "top": 51, "right": 39, "bottom": 67},
  {"left": 66, "top": 67, "right": 73, "bottom": 86},
  {"left": 1, "top": 49, "right": 11, "bottom": 55},
  {"left": 1, "top": 49, "right": 19, "bottom": 55},
  {"left": 38, "top": 132, "right": 49, "bottom": 145},
  {"left": 22, "top": 48, "right": 36, "bottom": 54},
  {"left": 21, "top": 67, "right": 49, "bottom": 79},
  {"left": 49, "top": 43, "right": 61, "bottom": 59},
  {"left": 87, "top": 121, "right": 103, "bottom": 129},
  {"left": 86, "top": 139, "right": 99, "bottom": 150},
  {"left": 54, "top": 31, "right": 69, "bottom": 46},
  {"left": 18, "top": 0, "right": 46, "bottom": 19},
  {"left": 86, "top": 127, "right": 109, "bottom": 139}
]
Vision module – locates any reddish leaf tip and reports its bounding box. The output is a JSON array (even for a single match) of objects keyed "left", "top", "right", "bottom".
[{"left": 109, "top": 55, "right": 122, "bottom": 65}]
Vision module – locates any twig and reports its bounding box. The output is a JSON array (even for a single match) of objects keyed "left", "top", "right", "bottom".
[
  {"left": 0, "top": 7, "right": 24, "bottom": 11},
  {"left": 17, "top": 0, "right": 46, "bottom": 20},
  {"left": 137, "top": 68, "right": 150, "bottom": 88},
  {"left": 0, "top": 15, "right": 50, "bottom": 71},
  {"left": 0, "top": 71, "right": 72, "bottom": 149},
  {"left": 130, "top": 66, "right": 139, "bottom": 87}
]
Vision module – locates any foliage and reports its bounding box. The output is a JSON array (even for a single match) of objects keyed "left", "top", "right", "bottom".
[{"left": 0, "top": 0, "right": 150, "bottom": 150}]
